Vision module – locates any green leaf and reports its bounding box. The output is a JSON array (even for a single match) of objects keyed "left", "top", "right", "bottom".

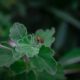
[
  {"left": 36, "top": 64, "right": 65, "bottom": 80},
  {"left": 0, "top": 48, "right": 13, "bottom": 67},
  {"left": 59, "top": 48, "right": 80, "bottom": 66},
  {"left": 30, "top": 46, "right": 57, "bottom": 76},
  {"left": 35, "top": 28, "right": 55, "bottom": 47},
  {"left": 30, "top": 56, "right": 46, "bottom": 72},
  {"left": 10, "top": 23, "right": 27, "bottom": 42},
  {"left": 15, "top": 44, "right": 39, "bottom": 58},
  {"left": 10, "top": 60, "right": 27, "bottom": 75},
  {"left": 39, "top": 46, "right": 54, "bottom": 57},
  {"left": 0, "top": 44, "right": 24, "bottom": 67},
  {"left": 39, "top": 46, "right": 57, "bottom": 75}
]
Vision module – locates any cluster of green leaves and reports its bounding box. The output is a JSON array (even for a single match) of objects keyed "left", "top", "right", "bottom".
[
  {"left": 0, "top": 23, "right": 65, "bottom": 80},
  {"left": 0, "top": 0, "right": 80, "bottom": 80}
]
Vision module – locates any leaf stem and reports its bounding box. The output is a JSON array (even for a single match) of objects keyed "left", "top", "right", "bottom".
[{"left": 0, "top": 44, "right": 12, "bottom": 51}]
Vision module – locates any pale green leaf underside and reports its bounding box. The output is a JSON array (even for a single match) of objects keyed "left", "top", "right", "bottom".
[
  {"left": 10, "top": 23, "right": 27, "bottom": 42},
  {"left": 35, "top": 28, "right": 55, "bottom": 47},
  {"left": 15, "top": 44, "right": 39, "bottom": 57},
  {"left": 0, "top": 47, "right": 23, "bottom": 67},
  {"left": 0, "top": 48, "right": 13, "bottom": 67}
]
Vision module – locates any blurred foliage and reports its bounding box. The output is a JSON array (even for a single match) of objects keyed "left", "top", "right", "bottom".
[
  {"left": 0, "top": 23, "right": 64, "bottom": 80},
  {"left": 0, "top": 0, "right": 80, "bottom": 80}
]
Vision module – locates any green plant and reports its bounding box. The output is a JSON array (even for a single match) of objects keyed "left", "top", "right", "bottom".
[{"left": 0, "top": 23, "right": 65, "bottom": 80}]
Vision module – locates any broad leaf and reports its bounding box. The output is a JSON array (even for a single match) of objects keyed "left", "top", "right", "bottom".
[
  {"left": 30, "top": 46, "right": 57, "bottom": 76},
  {"left": 39, "top": 46, "right": 57, "bottom": 75},
  {"left": 33, "top": 64, "right": 65, "bottom": 80},
  {"left": 0, "top": 48, "right": 13, "bottom": 67}
]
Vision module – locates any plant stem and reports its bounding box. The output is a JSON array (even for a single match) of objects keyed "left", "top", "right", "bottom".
[{"left": 0, "top": 44, "right": 12, "bottom": 51}]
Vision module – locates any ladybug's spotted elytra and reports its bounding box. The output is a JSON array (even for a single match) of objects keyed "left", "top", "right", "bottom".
[{"left": 36, "top": 36, "right": 44, "bottom": 43}]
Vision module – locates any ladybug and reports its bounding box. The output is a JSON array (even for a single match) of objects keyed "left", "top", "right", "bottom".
[{"left": 36, "top": 36, "right": 44, "bottom": 43}]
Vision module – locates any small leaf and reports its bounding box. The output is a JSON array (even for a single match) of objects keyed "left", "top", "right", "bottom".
[
  {"left": 35, "top": 28, "right": 55, "bottom": 47},
  {"left": 10, "top": 23, "right": 27, "bottom": 42},
  {"left": 59, "top": 48, "right": 80, "bottom": 66}
]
